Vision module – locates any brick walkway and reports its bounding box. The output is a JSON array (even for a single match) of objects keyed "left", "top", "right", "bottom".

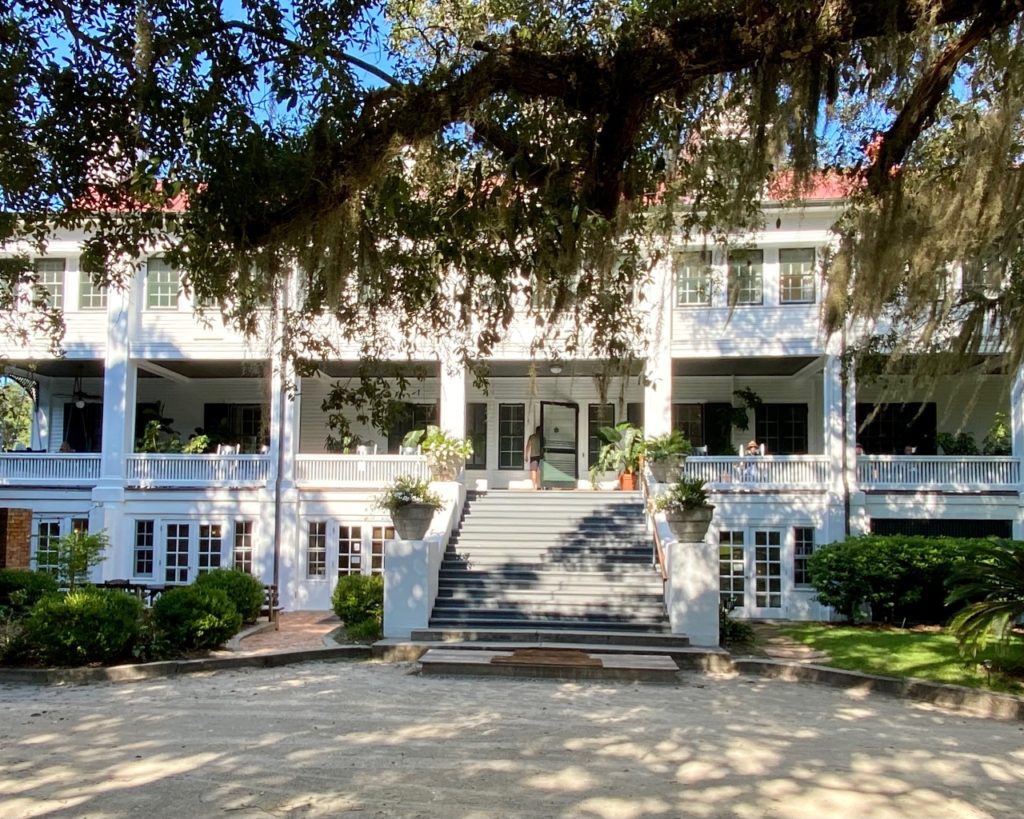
[
  {"left": 234, "top": 611, "right": 341, "bottom": 654},
  {"left": 749, "top": 621, "right": 831, "bottom": 663}
]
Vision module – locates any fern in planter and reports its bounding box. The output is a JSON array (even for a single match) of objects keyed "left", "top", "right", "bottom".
[
  {"left": 590, "top": 422, "right": 645, "bottom": 488},
  {"left": 646, "top": 431, "right": 692, "bottom": 482},
  {"left": 403, "top": 425, "right": 473, "bottom": 479},
  {"left": 653, "top": 476, "right": 710, "bottom": 513}
]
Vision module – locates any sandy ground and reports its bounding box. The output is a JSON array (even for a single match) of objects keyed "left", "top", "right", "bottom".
[{"left": 1, "top": 661, "right": 1022, "bottom": 818}]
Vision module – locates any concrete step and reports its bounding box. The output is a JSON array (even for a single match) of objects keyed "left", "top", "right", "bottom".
[
  {"left": 437, "top": 578, "right": 663, "bottom": 594},
  {"left": 435, "top": 591, "right": 665, "bottom": 607},
  {"left": 428, "top": 611, "right": 670, "bottom": 630},
  {"left": 409, "top": 628, "right": 690, "bottom": 647},
  {"left": 440, "top": 555, "right": 654, "bottom": 569},
  {"left": 417, "top": 647, "right": 682, "bottom": 682},
  {"left": 466, "top": 491, "right": 640, "bottom": 504}
]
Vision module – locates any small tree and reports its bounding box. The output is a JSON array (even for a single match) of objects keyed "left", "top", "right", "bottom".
[{"left": 36, "top": 530, "right": 109, "bottom": 590}]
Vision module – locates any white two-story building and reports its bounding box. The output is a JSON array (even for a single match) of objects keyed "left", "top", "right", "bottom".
[{"left": 3, "top": 187, "right": 1022, "bottom": 623}]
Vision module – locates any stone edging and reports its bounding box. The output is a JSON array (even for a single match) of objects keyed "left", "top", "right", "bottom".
[
  {"left": 0, "top": 645, "right": 373, "bottom": 686},
  {"left": 733, "top": 658, "right": 1024, "bottom": 721},
  {"left": 226, "top": 621, "right": 278, "bottom": 652}
]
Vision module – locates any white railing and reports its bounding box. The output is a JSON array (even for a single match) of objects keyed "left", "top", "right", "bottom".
[
  {"left": 683, "top": 455, "right": 830, "bottom": 489},
  {"left": 0, "top": 454, "right": 101, "bottom": 485},
  {"left": 295, "top": 455, "right": 430, "bottom": 486},
  {"left": 126, "top": 454, "right": 271, "bottom": 487},
  {"left": 858, "top": 456, "right": 1020, "bottom": 491}
]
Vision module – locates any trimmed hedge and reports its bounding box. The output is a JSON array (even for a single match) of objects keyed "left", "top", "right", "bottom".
[
  {"left": 24, "top": 588, "right": 143, "bottom": 666},
  {"left": 194, "top": 569, "right": 264, "bottom": 623},
  {"left": 152, "top": 585, "right": 242, "bottom": 651},
  {"left": 0, "top": 569, "right": 58, "bottom": 614},
  {"left": 808, "top": 535, "right": 977, "bottom": 623},
  {"left": 332, "top": 574, "right": 383, "bottom": 629}
]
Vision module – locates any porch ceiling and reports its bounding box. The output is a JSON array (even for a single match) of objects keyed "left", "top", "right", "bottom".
[
  {"left": 136, "top": 360, "right": 269, "bottom": 379},
  {"left": 672, "top": 356, "right": 820, "bottom": 377},
  {"left": 315, "top": 360, "right": 437, "bottom": 379},
  {"left": 5, "top": 359, "right": 105, "bottom": 378},
  {"left": 480, "top": 359, "right": 646, "bottom": 378}
]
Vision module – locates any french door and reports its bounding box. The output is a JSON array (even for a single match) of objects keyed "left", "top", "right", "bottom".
[
  {"left": 540, "top": 401, "right": 579, "bottom": 488},
  {"left": 719, "top": 528, "right": 785, "bottom": 617}
]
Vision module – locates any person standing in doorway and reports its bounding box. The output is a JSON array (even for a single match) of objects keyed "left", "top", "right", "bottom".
[{"left": 525, "top": 425, "right": 542, "bottom": 490}]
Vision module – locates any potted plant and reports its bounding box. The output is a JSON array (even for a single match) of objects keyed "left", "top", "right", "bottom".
[
  {"left": 376, "top": 475, "right": 444, "bottom": 540},
  {"left": 403, "top": 425, "right": 474, "bottom": 480},
  {"left": 653, "top": 476, "right": 715, "bottom": 541},
  {"left": 645, "top": 431, "right": 693, "bottom": 483},
  {"left": 590, "top": 422, "right": 645, "bottom": 490}
]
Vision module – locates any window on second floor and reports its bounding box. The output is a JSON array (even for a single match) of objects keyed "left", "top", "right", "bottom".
[
  {"left": 146, "top": 257, "right": 180, "bottom": 309},
  {"left": 675, "top": 250, "right": 713, "bottom": 306},
  {"left": 34, "top": 258, "right": 65, "bottom": 310},
  {"left": 779, "top": 248, "right": 816, "bottom": 304},
  {"left": 79, "top": 273, "right": 108, "bottom": 310},
  {"left": 755, "top": 403, "right": 808, "bottom": 455},
  {"left": 728, "top": 249, "right": 763, "bottom": 306},
  {"left": 466, "top": 403, "right": 487, "bottom": 469},
  {"left": 671, "top": 403, "right": 704, "bottom": 447}
]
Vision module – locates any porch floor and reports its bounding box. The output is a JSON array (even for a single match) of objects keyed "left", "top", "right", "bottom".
[{"left": 234, "top": 611, "right": 341, "bottom": 654}]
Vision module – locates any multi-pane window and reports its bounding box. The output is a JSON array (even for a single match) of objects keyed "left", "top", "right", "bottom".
[
  {"left": 587, "top": 404, "right": 615, "bottom": 469},
  {"left": 134, "top": 520, "right": 155, "bottom": 577},
  {"left": 756, "top": 404, "right": 808, "bottom": 455},
  {"left": 388, "top": 402, "right": 438, "bottom": 452},
  {"left": 779, "top": 248, "right": 816, "bottom": 304},
  {"left": 498, "top": 403, "right": 525, "bottom": 469},
  {"left": 34, "top": 259, "right": 66, "bottom": 310},
  {"left": 675, "top": 250, "right": 713, "bottom": 306},
  {"left": 307, "top": 521, "right": 327, "bottom": 578},
  {"left": 165, "top": 523, "right": 190, "bottom": 584},
  {"left": 671, "top": 403, "right": 704, "bottom": 447},
  {"left": 79, "top": 274, "right": 108, "bottom": 310},
  {"left": 233, "top": 520, "right": 253, "bottom": 574},
  {"left": 370, "top": 526, "right": 394, "bottom": 574},
  {"left": 626, "top": 402, "right": 644, "bottom": 429},
  {"left": 71, "top": 517, "right": 89, "bottom": 534},
  {"left": 338, "top": 525, "right": 363, "bottom": 577},
  {"left": 466, "top": 403, "right": 487, "bottom": 469},
  {"left": 146, "top": 257, "right": 180, "bottom": 309},
  {"left": 197, "top": 524, "right": 223, "bottom": 575},
  {"left": 718, "top": 530, "right": 745, "bottom": 611},
  {"left": 793, "top": 527, "right": 815, "bottom": 587},
  {"left": 754, "top": 530, "right": 783, "bottom": 608},
  {"left": 34, "top": 521, "right": 62, "bottom": 575},
  {"left": 728, "top": 249, "right": 763, "bottom": 305}
]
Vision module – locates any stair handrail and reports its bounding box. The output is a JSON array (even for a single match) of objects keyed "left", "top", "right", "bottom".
[{"left": 641, "top": 469, "right": 668, "bottom": 582}]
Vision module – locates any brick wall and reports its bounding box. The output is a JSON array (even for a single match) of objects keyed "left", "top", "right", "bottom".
[{"left": 0, "top": 508, "right": 33, "bottom": 569}]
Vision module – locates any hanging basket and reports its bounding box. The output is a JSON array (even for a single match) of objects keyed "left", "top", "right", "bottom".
[
  {"left": 390, "top": 502, "right": 437, "bottom": 540},
  {"left": 664, "top": 506, "right": 714, "bottom": 542},
  {"left": 649, "top": 455, "right": 687, "bottom": 484}
]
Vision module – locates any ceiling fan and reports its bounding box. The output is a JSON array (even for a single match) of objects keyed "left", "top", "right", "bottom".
[{"left": 71, "top": 375, "right": 102, "bottom": 409}]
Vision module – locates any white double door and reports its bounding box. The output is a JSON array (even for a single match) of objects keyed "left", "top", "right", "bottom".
[{"left": 719, "top": 528, "right": 784, "bottom": 618}]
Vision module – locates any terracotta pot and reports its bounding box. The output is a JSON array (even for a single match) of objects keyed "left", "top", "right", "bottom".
[
  {"left": 619, "top": 472, "right": 638, "bottom": 491},
  {"left": 664, "top": 506, "right": 714, "bottom": 542},
  {"left": 390, "top": 502, "right": 437, "bottom": 540}
]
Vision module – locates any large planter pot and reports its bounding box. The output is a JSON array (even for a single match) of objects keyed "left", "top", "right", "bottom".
[
  {"left": 428, "top": 456, "right": 465, "bottom": 481},
  {"left": 619, "top": 471, "right": 638, "bottom": 491},
  {"left": 390, "top": 502, "right": 437, "bottom": 540},
  {"left": 664, "top": 506, "right": 715, "bottom": 542},
  {"left": 649, "top": 455, "right": 686, "bottom": 484}
]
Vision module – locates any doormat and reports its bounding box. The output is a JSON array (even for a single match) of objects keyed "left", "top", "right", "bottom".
[{"left": 490, "top": 648, "right": 603, "bottom": 668}]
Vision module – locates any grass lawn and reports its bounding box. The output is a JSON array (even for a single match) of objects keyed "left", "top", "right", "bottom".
[{"left": 780, "top": 624, "right": 1024, "bottom": 694}]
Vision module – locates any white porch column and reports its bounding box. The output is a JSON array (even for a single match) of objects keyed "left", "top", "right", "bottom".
[
  {"left": 845, "top": 361, "right": 868, "bottom": 536},
  {"left": 1012, "top": 367, "right": 1024, "bottom": 538},
  {"left": 33, "top": 377, "right": 51, "bottom": 451},
  {"left": 644, "top": 257, "right": 673, "bottom": 436},
  {"left": 438, "top": 358, "right": 467, "bottom": 440},
  {"left": 822, "top": 352, "right": 847, "bottom": 543}
]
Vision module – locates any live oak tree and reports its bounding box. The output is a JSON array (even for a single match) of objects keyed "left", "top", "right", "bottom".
[{"left": 2, "top": 0, "right": 1024, "bottom": 382}]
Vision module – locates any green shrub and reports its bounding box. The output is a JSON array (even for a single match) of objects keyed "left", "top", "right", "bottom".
[
  {"left": 0, "top": 569, "right": 58, "bottom": 613},
  {"left": 152, "top": 585, "right": 242, "bottom": 651},
  {"left": 194, "top": 569, "right": 264, "bottom": 623},
  {"left": 808, "top": 535, "right": 976, "bottom": 623},
  {"left": 332, "top": 574, "right": 384, "bottom": 627},
  {"left": 24, "top": 588, "right": 143, "bottom": 666},
  {"left": 345, "top": 618, "right": 382, "bottom": 642},
  {"left": 719, "top": 606, "right": 754, "bottom": 646}
]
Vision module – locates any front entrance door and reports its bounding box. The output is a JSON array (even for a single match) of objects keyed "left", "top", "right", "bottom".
[
  {"left": 540, "top": 402, "right": 578, "bottom": 488},
  {"left": 718, "top": 528, "right": 785, "bottom": 617}
]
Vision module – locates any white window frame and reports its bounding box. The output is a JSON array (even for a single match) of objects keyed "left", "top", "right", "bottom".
[
  {"left": 145, "top": 257, "right": 181, "bottom": 310},
  {"left": 31, "top": 516, "right": 90, "bottom": 576},
  {"left": 78, "top": 271, "right": 108, "bottom": 310},
  {"left": 674, "top": 250, "right": 713, "bottom": 306},
  {"left": 728, "top": 249, "right": 763, "bottom": 306},
  {"left": 779, "top": 248, "right": 816, "bottom": 305},
  {"left": 34, "top": 258, "right": 66, "bottom": 310}
]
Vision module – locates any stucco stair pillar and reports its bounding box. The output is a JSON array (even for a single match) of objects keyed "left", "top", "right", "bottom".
[{"left": 438, "top": 358, "right": 467, "bottom": 441}]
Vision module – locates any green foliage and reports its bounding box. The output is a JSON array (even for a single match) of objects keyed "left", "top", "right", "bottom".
[
  {"left": 807, "top": 535, "right": 976, "bottom": 623},
  {"left": 590, "top": 422, "right": 645, "bottom": 485},
  {"left": 194, "top": 569, "right": 265, "bottom": 623},
  {"left": 653, "top": 476, "right": 709, "bottom": 512},
  {"left": 645, "top": 431, "right": 692, "bottom": 462},
  {"left": 946, "top": 539, "right": 1024, "bottom": 657},
  {"left": 0, "top": 569, "right": 58, "bottom": 613},
  {"left": 24, "top": 588, "right": 143, "bottom": 666},
  {"left": 376, "top": 474, "right": 443, "bottom": 514},
  {"left": 136, "top": 419, "right": 210, "bottom": 454},
  {"left": 415, "top": 425, "right": 473, "bottom": 479},
  {"left": 730, "top": 388, "right": 763, "bottom": 432},
  {"left": 936, "top": 431, "right": 979, "bottom": 455},
  {"left": 152, "top": 586, "right": 242, "bottom": 651},
  {"left": 34, "top": 530, "right": 109, "bottom": 591},
  {"left": 719, "top": 606, "right": 755, "bottom": 646},
  {"left": 0, "top": 380, "right": 32, "bottom": 450},
  {"left": 344, "top": 617, "right": 382, "bottom": 643},
  {"left": 331, "top": 574, "right": 384, "bottom": 629},
  {"left": 321, "top": 366, "right": 423, "bottom": 452},
  {"left": 982, "top": 412, "right": 1012, "bottom": 456}
]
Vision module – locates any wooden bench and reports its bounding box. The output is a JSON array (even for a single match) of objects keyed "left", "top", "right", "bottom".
[{"left": 261, "top": 584, "right": 283, "bottom": 630}]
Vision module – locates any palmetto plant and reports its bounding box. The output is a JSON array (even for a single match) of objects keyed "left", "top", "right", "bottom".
[{"left": 945, "top": 540, "right": 1024, "bottom": 656}]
